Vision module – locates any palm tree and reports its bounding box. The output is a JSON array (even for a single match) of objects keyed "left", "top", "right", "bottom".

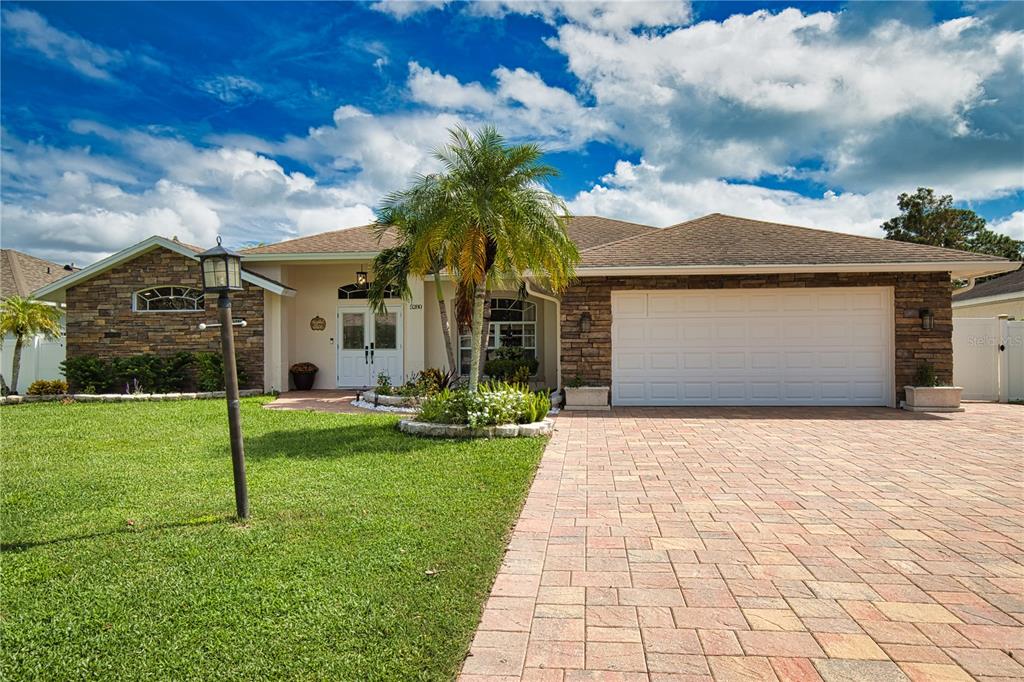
[
  {"left": 370, "top": 177, "right": 460, "bottom": 375},
  {"left": 434, "top": 126, "right": 579, "bottom": 390},
  {"left": 0, "top": 296, "right": 64, "bottom": 394}
]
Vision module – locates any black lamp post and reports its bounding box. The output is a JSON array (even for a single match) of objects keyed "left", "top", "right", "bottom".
[{"left": 198, "top": 236, "right": 249, "bottom": 520}]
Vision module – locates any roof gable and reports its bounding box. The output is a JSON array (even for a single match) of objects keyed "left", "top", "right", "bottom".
[
  {"left": 31, "top": 237, "right": 295, "bottom": 299},
  {"left": 578, "top": 213, "right": 1011, "bottom": 273}
]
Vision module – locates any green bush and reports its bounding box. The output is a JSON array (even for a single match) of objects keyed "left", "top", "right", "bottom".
[
  {"left": 26, "top": 379, "right": 69, "bottom": 395},
  {"left": 483, "top": 357, "right": 538, "bottom": 381},
  {"left": 111, "top": 352, "right": 195, "bottom": 394},
  {"left": 389, "top": 368, "right": 455, "bottom": 397},
  {"left": 417, "top": 381, "right": 551, "bottom": 427},
  {"left": 193, "top": 352, "right": 248, "bottom": 391},
  {"left": 61, "top": 356, "right": 114, "bottom": 394},
  {"left": 912, "top": 361, "right": 940, "bottom": 387}
]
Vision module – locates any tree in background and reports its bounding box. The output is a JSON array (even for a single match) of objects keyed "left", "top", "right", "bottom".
[
  {"left": 0, "top": 296, "right": 63, "bottom": 395},
  {"left": 882, "top": 187, "right": 1022, "bottom": 260}
]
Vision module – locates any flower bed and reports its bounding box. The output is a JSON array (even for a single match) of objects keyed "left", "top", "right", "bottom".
[{"left": 399, "top": 381, "right": 554, "bottom": 438}]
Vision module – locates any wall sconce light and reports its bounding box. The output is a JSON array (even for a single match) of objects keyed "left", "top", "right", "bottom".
[
  {"left": 579, "top": 311, "right": 592, "bottom": 334},
  {"left": 919, "top": 308, "right": 934, "bottom": 331},
  {"left": 356, "top": 268, "right": 368, "bottom": 288}
]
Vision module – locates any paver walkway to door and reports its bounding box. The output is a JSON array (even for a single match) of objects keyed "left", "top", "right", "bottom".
[{"left": 460, "top": 404, "right": 1024, "bottom": 681}]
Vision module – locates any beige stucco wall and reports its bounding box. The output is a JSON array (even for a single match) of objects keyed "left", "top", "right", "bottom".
[
  {"left": 952, "top": 297, "right": 1024, "bottom": 320},
  {"left": 248, "top": 261, "right": 425, "bottom": 390}
]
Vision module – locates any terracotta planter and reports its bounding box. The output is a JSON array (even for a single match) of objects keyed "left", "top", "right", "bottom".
[
  {"left": 903, "top": 386, "right": 963, "bottom": 412},
  {"left": 564, "top": 386, "right": 610, "bottom": 411},
  {"left": 290, "top": 370, "right": 317, "bottom": 391}
]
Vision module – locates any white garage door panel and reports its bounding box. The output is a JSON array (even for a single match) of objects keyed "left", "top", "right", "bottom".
[{"left": 611, "top": 288, "right": 893, "bottom": 406}]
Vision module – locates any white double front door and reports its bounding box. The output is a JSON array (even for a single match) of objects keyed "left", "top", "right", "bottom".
[{"left": 337, "top": 305, "right": 403, "bottom": 387}]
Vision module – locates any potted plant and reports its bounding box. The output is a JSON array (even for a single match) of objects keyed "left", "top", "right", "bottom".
[
  {"left": 563, "top": 375, "right": 610, "bottom": 411},
  {"left": 903, "top": 361, "right": 963, "bottom": 412},
  {"left": 289, "top": 362, "right": 319, "bottom": 391}
]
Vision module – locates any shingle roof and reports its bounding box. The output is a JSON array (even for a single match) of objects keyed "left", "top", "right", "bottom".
[
  {"left": 953, "top": 265, "right": 1024, "bottom": 301},
  {"left": 241, "top": 225, "right": 397, "bottom": 254},
  {"left": 240, "top": 216, "right": 655, "bottom": 256},
  {"left": 0, "top": 249, "right": 77, "bottom": 299},
  {"left": 579, "top": 213, "right": 1010, "bottom": 268}
]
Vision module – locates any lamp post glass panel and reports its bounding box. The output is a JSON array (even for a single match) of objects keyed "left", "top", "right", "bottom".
[{"left": 198, "top": 237, "right": 249, "bottom": 520}]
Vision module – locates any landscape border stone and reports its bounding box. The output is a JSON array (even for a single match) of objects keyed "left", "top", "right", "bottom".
[
  {"left": 361, "top": 390, "right": 425, "bottom": 408},
  {"left": 398, "top": 418, "right": 554, "bottom": 438},
  {"left": 0, "top": 389, "right": 265, "bottom": 406}
]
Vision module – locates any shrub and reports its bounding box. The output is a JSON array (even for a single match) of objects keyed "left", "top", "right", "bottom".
[
  {"left": 27, "top": 379, "right": 69, "bottom": 395},
  {"left": 417, "top": 381, "right": 551, "bottom": 427},
  {"left": 111, "top": 352, "right": 195, "bottom": 394},
  {"left": 194, "top": 352, "right": 246, "bottom": 392},
  {"left": 912, "top": 361, "right": 940, "bottom": 387},
  {"left": 375, "top": 373, "right": 394, "bottom": 396},
  {"left": 62, "top": 356, "right": 114, "bottom": 394},
  {"left": 390, "top": 368, "right": 456, "bottom": 397},
  {"left": 484, "top": 357, "right": 538, "bottom": 382}
]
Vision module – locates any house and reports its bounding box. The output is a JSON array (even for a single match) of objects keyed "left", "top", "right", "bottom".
[
  {"left": 32, "top": 214, "right": 1015, "bottom": 407},
  {"left": 952, "top": 265, "right": 1024, "bottom": 319},
  {"left": 1, "top": 249, "right": 77, "bottom": 390}
]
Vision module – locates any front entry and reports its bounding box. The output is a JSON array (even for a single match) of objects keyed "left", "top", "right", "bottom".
[{"left": 337, "top": 305, "right": 403, "bottom": 387}]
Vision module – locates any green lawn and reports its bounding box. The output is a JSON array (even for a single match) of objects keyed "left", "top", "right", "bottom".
[{"left": 1, "top": 398, "right": 545, "bottom": 681}]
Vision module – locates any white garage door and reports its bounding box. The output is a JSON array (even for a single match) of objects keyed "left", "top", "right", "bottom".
[{"left": 611, "top": 287, "right": 894, "bottom": 406}]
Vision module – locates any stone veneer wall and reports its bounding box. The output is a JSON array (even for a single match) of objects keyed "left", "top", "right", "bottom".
[
  {"left": 65, "top": 247, "right": 264, "bottom": 389},
  {"left": 560, "top": 272, "right": 952, "bottom": 401}
]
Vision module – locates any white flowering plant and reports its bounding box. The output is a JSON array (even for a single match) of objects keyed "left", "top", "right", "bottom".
[{"left": 417, "top": 381, "right": 551, "bottom": 427}]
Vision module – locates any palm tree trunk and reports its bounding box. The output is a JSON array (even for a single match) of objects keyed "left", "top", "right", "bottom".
[
  {"left": 478, "top": 293, "right": 491, "bottom": 377},
  {"left": 468, "top": 287, "right": 487, "bottom": 391},
  {"left": 10, "top": 336, "right": 24, "bottom": 395},
  {"left": 433, "top": 268, "right": 459, "bottom": 376},
  {"left": 0, "top": 372, "right": 8, "bottom": 396}
]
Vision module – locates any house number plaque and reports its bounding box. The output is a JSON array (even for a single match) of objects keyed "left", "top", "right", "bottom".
[{"left": 310, "top": 316, "right": 326, "bottom": 331}]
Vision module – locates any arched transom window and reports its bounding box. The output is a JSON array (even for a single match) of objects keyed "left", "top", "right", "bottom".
[
  {"left": 460, "top": 298, "right": 537, "bottom": 375},
  {"left": 337, "top": 283, "right": 400, "bottom": 299},
  {"left": 133, "top": 286, "right": 205, "bottom": 312}
]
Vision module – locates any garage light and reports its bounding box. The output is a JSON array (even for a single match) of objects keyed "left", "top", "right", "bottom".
[
  {"left": 920, "top": 308, "right": 934, "bottom": 331},
  {"left": 579, "top": 311, "right": 592, "bottom": 334}
]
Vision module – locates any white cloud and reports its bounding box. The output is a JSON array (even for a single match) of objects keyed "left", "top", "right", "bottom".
[
  {"left": 991, "top": 211, "right": 1024, "bottom": 241},
  {"left": 568, "top": 159, "right": 898, "bottom": 236},
  {"left": 406, "top": 62, "right": 609, "bottom": 147},
  {"left": 370, "top": 0, "right": 449, "bottom": 20},
  {"left": 195, "top": 75, "right": 263, "bottom": 103},
  {"left": 469, "top": 1, "right": 691, "bottom": 34},
  {"left": 1, "top": 8, "right": 125, "bottom": 80}
]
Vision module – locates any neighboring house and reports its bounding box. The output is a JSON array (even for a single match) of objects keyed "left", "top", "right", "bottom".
[
  {"left": 1, "top": 249, "right": 77, "bottom": 388},
  {"left": 33, "top": 214, "right": 1015, "bottom": 407},
  {"left": 952, "top": 265, "right": 1024, "bottom": 319}
]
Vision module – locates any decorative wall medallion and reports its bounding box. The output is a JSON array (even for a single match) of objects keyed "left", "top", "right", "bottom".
[{"left": 310, "top": 315, "right": 326, "bottom": 331}]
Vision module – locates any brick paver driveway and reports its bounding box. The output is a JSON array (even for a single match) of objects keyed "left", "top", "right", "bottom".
[{"left": 461, "top": 404, "right": 1024, "bottom": 682}]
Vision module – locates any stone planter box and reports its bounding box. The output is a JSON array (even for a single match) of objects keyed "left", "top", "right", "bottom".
[
  {"left": 362, "top": 390, "right": 425, "bottom": 408},
  {"left": 902, "top": 386, "right": 964, "bottom": 413},
  {"left": 398, "top": 418, "right": 553, "bottom": 438},
  {"left": 564, "top": 386, "right": 610, "bottom": 411}
]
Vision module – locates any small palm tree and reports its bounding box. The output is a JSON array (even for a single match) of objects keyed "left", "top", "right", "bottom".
[
  {"left": 434, "top": 126, "right": 579, "bottom": 390},
  {"left": 370, "top": 175, "right": 460, "bottom": 376},
  {"left": 0, "top": 296, "right": 64, "bottom": 395}
]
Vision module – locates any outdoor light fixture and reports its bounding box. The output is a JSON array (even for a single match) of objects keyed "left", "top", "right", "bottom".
[
  {"left": 356, "top": 268, "right": 368, "bottom": 288},
  {"left": 920, "top": 308, "right": 934, "bottom": 331},
  {"left": 579, "top": 311, "right": 592, "bottom": 334},
  {"left": 198, "top": 236, "right": 243, "bottom": 293},
  {"left": 197, "top": 236, "right": 249, "bottom": 520}
]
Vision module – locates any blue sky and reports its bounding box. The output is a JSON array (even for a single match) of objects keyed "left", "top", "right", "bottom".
[{"left": 2, "top": 1, "right": 1022, "bottom": 265}]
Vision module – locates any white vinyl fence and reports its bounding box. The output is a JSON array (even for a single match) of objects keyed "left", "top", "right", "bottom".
[
  {"left": 1, "top": 333, "right": 66, "bottom": 393},
  {"left": 952, "top": 317, "right": 1024, "bottom": 402}
]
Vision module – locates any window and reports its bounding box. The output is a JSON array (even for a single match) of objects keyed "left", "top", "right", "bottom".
[
  {"left": 460, "top": 298, "right": 537, "bottom": 375},
  {"left": 338, "top": 283, "right": 400, "bottom": 299},
  {"left": 133, "top": 286, "right": 204, "bottom": 312}
]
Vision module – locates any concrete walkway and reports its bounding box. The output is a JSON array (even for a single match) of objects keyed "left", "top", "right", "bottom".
[
  {"left": 263, "top": 389, "right": 366, "bottom": 414},
  {"left": 461, "top": 403, "right": 1024, "bottom": 681}
]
